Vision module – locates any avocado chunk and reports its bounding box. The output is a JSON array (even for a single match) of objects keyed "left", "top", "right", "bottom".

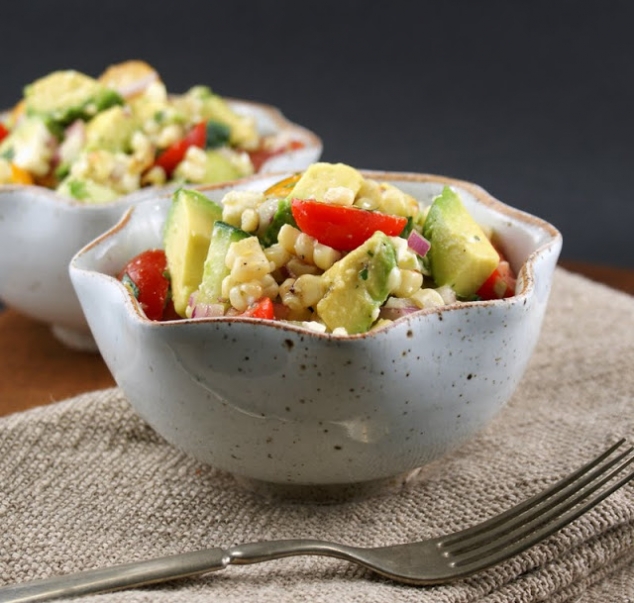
[
  {"left": 289, "top": 162, "right": 365, "bottom": 201},
  {"left": 56, "top": 177, "right": 118, "bottom": 203},
  {"left": 24, "top": 70, "right": 123, "bottom": 126},
  {"left": 163, "top": 189, "right": 223, "bottom": 316},
  {"left": 85, "top": 105, "right": 136, "bottom": 152},
  {"left": 173, "top": 149, "right": 245, "bottom": 184},
  {"left": 316, "top": 231, "right": 397, "bottom": 334},
  {"left": 422, "top": 186, "right": 499, "bottom": 297},
  {"left": 195, "top": 221, "right": 250, "bottom": 309}
]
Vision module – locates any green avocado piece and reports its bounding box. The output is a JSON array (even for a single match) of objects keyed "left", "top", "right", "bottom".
[
  {"left": 163, "top": 189, "right": 223, "bottom": 317},
  {"left": 174, "top": 149, "right": 245, "bottom": 185},
  {"left": 422, "top": 186, "right": 499, "bottom": 297},
  {"left": 316, "top": 231, "right": 397, "bottom": 334},
  {"left": 196, "top": 221, "right": 250, "bottom": 308},
  {"left": 85, "top": 105, "right": 137, "bottom": 152},
  {"left": 289, "top": 162, "right": 364, "bottom": 201},
  {"left": 24, "top": 70, "right": 123, "bottom": 126},
  {"left": 56, "top": 177, "right": 119, "bottom": 203}
]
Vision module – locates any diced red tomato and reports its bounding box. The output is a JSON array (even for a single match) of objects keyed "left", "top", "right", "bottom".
[
  {"left": 0, "top": 123, "right": 9, "bottom": 143},
  {"left": 477, "top": 260, "right": 517, "bottom": 300},
  {"left": 248, "top": 140, "right": 305, "bottom": 172},
  {"left": 290, "top": 199, "right": 408, "bottom": 251},
  {"left": 241, "top": 297, "right": 275, "bottom": 319},
  {"left": 154, "top": 122, "right": 207, "bottom": 177},
  {"left": 117, "top": 249, "right": 171, "bottom": 321}
]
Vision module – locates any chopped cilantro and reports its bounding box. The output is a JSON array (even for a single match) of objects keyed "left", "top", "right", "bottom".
[
  {"left": 68, "top": 179, "right": 89, "bottom": 200},
  {"left": 206, "top": 120, "right": 231, "bottom": 149}
]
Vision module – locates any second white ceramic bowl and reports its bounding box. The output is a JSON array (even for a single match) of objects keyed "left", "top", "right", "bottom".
[{"left": 0, "top": 100, "right": 322, "bottom": 350}]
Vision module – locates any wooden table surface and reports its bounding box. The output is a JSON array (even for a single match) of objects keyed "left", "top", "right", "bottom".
[{"left": 1, "top": 260, "right": 633, "bottom": 418}]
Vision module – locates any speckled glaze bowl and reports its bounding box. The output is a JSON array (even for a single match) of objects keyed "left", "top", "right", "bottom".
[
  {"left": 0, "top": 101, "right": 321, "bottom": 351},
  {"left": 70, "top": 172, "right": 562, "bottom": 500}
]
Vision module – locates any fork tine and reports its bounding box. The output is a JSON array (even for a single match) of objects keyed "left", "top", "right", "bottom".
[
  {"left": 440, "top": 447, "right": 634, "bottom": 572},
  {"left": 440, "top": 439, "right": 630, "bottom": 552},
  {"left": 451, "top": 459, "right": 634, "bottom": 572}
]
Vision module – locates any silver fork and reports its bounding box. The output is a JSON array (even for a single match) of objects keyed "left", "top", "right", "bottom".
[{"left": 2, "top": 439, "right": 633, "bottom": 603}]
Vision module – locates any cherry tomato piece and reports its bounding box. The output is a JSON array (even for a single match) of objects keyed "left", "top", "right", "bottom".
[
  {"left": 154, "top": 122, "right": 207, "bottom": 177},
  {"left": 477, "top": 260, "right": 517, "bottom": 300},
  {"left": 290, "top": 199, "right": 408, "bottom": 251},
  {"left": 241, "top": 297, "right": 275, "bottom": 319},
  {"left": 118, "top": 249, "right": 171, "bottom": 320},
  {"left": 0, "top": 123, "right": 9, "bottom": 143}
]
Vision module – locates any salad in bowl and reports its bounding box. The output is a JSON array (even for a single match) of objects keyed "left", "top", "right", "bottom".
[
  {"left": 69, "top": 163, "right": 562, "bottom": 497},
  {"left": 0, "top": 60, "right": 321, "bottom": 349},
  {"left": 115, "top": 162, "right": 519, "bottom": 333},
  {"left": 0, "top": 60, "right": 320, "bottom": 200}
]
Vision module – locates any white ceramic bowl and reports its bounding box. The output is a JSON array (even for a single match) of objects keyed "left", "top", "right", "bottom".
[
  {"left": 70, "top": 172, "right": 562, "bottom": 500},
  {"left": 0, "top": 100, "right": 322, "bottom": 351}
]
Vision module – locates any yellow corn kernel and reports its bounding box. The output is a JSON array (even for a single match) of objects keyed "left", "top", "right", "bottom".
[
  {"left": 313, "top": 243, "right": 341, "bottom": 271},
  {"left": 286, "top": 257, "right": 320, "bottom": 277},
  {"left": 260, "top": 274, "right": 280, "bottom": 300},
  {"left": 240, "top": 208, "right": 259, "bottom": 233},
  {"left": 222, "top": 191, "right": 264, "bottom": 228},
  {"left": 264, "top": 243, "right": 292, "bottom": 270},
  {"left": 293, "top": 274, "right": 325, "bottom": 308},
  {"left": 411, "top": 288, "right": 446, "bottom": 309},
  {"left": 323, "top": 186, "right": 355, "bottom": 206},
  {"left": 279, "top": 278, "right": 301, "bottom": 311},
  {"left": 294, "top": 232, "right": 315, "bottom": 263},
  {"left": 226, "top": 237, "right": 272, "bottom": 282},
  {"left": 278, "top": 223, "right": 301, "bottom": 254},
  {"left": 229, "top": 281, "right": 264, "bottom": 312},
  {"left": 392, "top": 269, "right": 423, "bottom": 298},
  {"left": 156, "top": 123, "right": 184, "bottom": 148},
  {"left": 141, "top": 165, "right": 167, "bottom": 187}
]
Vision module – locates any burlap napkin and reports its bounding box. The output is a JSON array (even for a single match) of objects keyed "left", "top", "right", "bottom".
[{"left": 1, "top": 267, "right": 633, "bottom": 602}]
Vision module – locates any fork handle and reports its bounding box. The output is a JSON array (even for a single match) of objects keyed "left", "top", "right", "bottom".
[{"left": 0, "top": 548, "right": 230, "bottom": 603}]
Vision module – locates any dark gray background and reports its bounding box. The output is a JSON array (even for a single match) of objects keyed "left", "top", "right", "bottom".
[{"left": 3, "top": 1, "right": 633, "bottom": 267}]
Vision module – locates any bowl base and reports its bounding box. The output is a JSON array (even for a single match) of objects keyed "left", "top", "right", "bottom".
[
  {"left": 51, "top": 325, "right": 98, "bottom": 353},
  {"left": 232, "top": 469, "right": 424, "bottom": 504}
]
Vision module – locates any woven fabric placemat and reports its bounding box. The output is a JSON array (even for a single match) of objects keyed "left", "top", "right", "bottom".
[{"left": 1, "top": 267, "right": 633, "bottom": 602}]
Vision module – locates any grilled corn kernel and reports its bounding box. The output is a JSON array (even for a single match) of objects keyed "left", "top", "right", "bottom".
[
  {"left": 411, "top": 288, "right": 446, "bottom": 309},
  {"left": 279, "top": 278, "right": 301, "bottom": 311},
  {"left": 264, "top": 244, "right": 292, "bottom": 270},
  {"left": 222, "top": 191, "right": 265, "bottom": 228},
  {"left": 229, "top": 281, "right": 263, "bottom": 312},
  {"left": 277, "top": 223, "right": 301, "bottom": 254},
  {"left": 141, "top": 165, "right": 167, "bottom": 187},
  {"left": 226, "top": 237, "right": 273, "bottom": 282},
  {"left": 156, "top": 123, "right": 184, "bottom": 148},
  {"left": 392, "top": 269, "right": 424, "bottom": 298},
  {"left": 287, "top": 257, "right": 320, "bottom": 277},
  {"left": 323, "top": 186, "right": 355, "bottom": 206},
  {"left": 313, "top": 243, "right": 341, "bottom": 271},
  {"left": 379, "top": 183, "right": 419, "bottom": 217},
  {"left": 293, "top": 274, "right": 326, "bottom": 308},
  {"left": 240, "top": 208, "right": 259, "bottom": 233},
  {"left": 294, "top": 233, "right": 315, "bottom": 263}
]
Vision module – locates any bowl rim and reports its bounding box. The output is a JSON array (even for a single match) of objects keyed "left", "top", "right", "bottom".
[
  {"left": 71, "top": 170, "right": 563, "bottom": 340},
  {"left": 0, "top": 97, "right": 323, "bottom": 210}
]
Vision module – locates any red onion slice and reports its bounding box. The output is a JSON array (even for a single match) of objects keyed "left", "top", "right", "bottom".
[{"left": 407, "top": 230, "right": 430, "bottom": 257}]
